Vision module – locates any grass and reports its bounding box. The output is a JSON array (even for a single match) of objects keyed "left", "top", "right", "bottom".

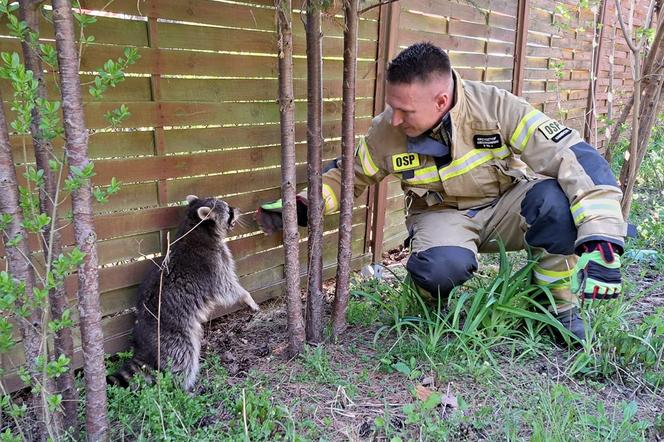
[
  {"left": 7, "top": 175, "right": 663, "bottom": 441},
  {"left": 13, "top": 235, "right": 657, "bottom": 441}
]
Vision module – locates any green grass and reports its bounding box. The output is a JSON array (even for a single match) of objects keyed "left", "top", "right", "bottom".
[{"left": 104, "top": 355, "right": 304, "bottom": 441}]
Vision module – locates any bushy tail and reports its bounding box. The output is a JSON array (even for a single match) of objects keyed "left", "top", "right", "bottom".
[{"left": 107, "top": 356, "right": 151, "bottom": 388}]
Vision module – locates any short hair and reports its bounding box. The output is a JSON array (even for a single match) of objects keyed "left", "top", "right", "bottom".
[{"left": 386, "top": 42, "right": 452, "bottom": 84}]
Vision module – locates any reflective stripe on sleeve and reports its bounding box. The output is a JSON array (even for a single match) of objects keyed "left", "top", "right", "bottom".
[
  {"left": 403, "top": 165, "right": 440, "bottom": 185},
  {"left": 533, "top": 265, "right": 574, "bottom": 286},
  {"left": 322, "top": 183, "right": 339, "bottom": 214},
  {"left": 356, "top": 137, "right": 379, "bottom": 177},
  {"left": 570, "top": 199, "right": 622, "bottom": 226},
  {"left": 438, "top": 145, "right": 511, "bottom": 182},
  {"left": 510, "top": 109, "right": 549, "bottom": 152}
]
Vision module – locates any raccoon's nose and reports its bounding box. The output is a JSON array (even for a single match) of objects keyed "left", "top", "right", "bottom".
[{"left": 228, "top": 207, "right": 237, "bottom": 228}]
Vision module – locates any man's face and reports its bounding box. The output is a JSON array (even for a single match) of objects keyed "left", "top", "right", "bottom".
[{"left": 385, "top": 78, "right": 451, "bottom": 137}]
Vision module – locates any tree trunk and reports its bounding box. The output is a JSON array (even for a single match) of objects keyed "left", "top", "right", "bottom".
[
  {"left": 18, "top": 2, "right": 79, "bottom": 435},
  {"left": 51, "top": 0, "right": 108, "bottom": 439},
  {"left": 0, "top": 93, "right": 50, "bottom": 439},
  {"left": 276, "top": 0, "right": 305, "bottom": 357},
  {"left": 604, "top": 94, "right": 633, "bottom": 164},
  {"left": 331, "top": 0, "right": 359, "bottom": 340},
  {"left": 619, "top": 15, "right": 664, "bottom": 217},
  {"left": 305, "top": 0, "right": 324, "bottom": 344}
]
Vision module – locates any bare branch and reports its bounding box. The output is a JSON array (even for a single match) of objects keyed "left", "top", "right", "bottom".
[
  {"left": 359, "top": 0, "right": 399, "bottom": 15},
  {"left": 614, "top": 0, "right": 640, "bottom": 54}
]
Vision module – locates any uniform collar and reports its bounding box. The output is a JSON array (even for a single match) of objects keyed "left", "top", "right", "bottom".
[{"left": 447, "top": 69, "right": 465, "bottom": 133}]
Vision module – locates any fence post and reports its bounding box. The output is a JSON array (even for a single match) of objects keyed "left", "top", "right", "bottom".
[
  {"left": 366, "top": 2, "right": 400, "bottom": 263},
  {"left": 512, "top": 0, "right": 530, "bottom": 96},
  {"left": 146, "top": 10, "right": 171, "bottom": 254}
]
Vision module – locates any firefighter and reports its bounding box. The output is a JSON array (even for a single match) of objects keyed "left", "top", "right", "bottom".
[{"left": 256, "top": 42, "right": 627, "bottom": 341}]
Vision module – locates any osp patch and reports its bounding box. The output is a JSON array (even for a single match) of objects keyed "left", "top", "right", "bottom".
[
  {"left": 391, "top": 152, "right": 420, "bottom": 171},
  {"left": 537, "top": 119, "right": 572, "bottom": 143}
]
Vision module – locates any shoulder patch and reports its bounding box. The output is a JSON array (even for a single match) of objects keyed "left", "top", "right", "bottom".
[
  {"left": 537, "top": 119, "right": 572, "bottom": 143},
  {"left": 391, "top": 153, "right": 420, "bottom": 172}
]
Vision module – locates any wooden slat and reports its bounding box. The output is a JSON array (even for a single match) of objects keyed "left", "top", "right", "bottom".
[
  {"left": 78, "top": 0, "right": 379, "bottom": 38},
  {"left": 2, "top": 98, "right": 374, "bottom": 130},
  {"left": 92, "top": 141, "right": 341, "bottom": 186},
  {"left": 156, "top": 22, "right": 377, "bottom": 57},
  {"left": 161, "top": 118, "right": 372, "bottom": 154},
  {"left": 0, "top": 14, "right": 149, "bottom": 47},
  {"left": 0, "top": 40, "right": 378, "bottom": 80},
  {"left": 398, "top": 28, "right": 486, "bottom": 53},
  {"left": 158, "top": 78, "right": 376, "bottom": 102}
]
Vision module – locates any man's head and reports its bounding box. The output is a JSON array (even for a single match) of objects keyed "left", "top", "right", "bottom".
[{"left": 386, "top": 42, "right": 454, "bottom": 137}]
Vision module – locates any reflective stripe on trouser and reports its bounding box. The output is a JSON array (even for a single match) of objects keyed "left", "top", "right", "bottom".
[{"left": 404, "top": 177, "right": 579, "bottom": 310}]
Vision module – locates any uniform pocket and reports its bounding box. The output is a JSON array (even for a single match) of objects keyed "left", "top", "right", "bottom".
[{"left": 441, "top": 163, "right": 501, "bottom": 198}]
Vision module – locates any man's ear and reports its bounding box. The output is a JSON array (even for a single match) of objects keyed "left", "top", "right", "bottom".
[
  {"left": 434, "top": 91, "right": 450, "bottom": 112},
  {"left": 197, "top": 206, "right": 212, "bottom": 220}
]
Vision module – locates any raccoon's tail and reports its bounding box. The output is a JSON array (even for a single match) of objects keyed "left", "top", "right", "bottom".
[{"left": 107, "top": 356, "right": 151, "bottom": 388}]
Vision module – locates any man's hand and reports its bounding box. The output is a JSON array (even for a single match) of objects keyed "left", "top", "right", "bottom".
[
  {"left": 571, "top": 241, "right": 622, "bottom": 300},
  {"left": 255, "top": 197, "right": 308, "bottom": 235}
]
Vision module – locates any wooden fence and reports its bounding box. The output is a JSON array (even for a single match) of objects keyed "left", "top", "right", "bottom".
[{"left": 0, "top": 0, "right": 648, "bottom": 391}]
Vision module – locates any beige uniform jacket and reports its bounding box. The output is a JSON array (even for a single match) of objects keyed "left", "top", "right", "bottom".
[{"left": 300, "top": 71, "right": 627, "bottom": 248}]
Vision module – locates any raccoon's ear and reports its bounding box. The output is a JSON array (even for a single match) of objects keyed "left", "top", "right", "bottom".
[
  {"left": 186, "top": 195, "right": 198, "bottom": 204},
  {"left": 197, "top": 206, "right": 212, "bottom": 220}
]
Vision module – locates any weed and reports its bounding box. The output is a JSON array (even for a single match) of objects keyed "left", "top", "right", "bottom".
[
  {"left": 104, "top": 356, "right": 302, "bottom": 441},
  {"left": 365, "top": 243, "right": 577, "bottom": 376},
  {"left": 346, "top": 299, "right": 380, "bottom": 326},
  {"left": 527, "top": 384, "right": 649, "bottom": 441},
  {"left": 299, "top": 345, "right": 339, "bottom": 385}
]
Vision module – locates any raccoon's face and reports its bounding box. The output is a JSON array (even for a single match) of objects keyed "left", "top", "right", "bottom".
[{"left": 185, "top": 195, "right": 239, "bottom": 232}]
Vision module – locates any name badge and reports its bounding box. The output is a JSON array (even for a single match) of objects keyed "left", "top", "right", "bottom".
[
  {"left": 391, "top": 153, "right": 420, "bottom": 171},
  {"left": 473, "top": 134, "right": 502, "bottom": 149}
]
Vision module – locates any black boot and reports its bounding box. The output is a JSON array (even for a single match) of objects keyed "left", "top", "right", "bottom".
[{"left": 553, "top": 306, "right": 586, "bottom": 342}]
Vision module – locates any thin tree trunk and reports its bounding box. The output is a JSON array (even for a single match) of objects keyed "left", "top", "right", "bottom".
[
  {"left": 276, "top": 0, "right": 305, "bottom": 358},
  {"left": 618, "top": 15, "right": 664, "bottom": 217},
  {"left": 0, "top": 93, "right": 48, "bottom": 439},
  {"left": 18, "top": 1, "right": 79, "bottom": 435},
  {"left": 51, "top": 0, "right": 108, "bottom": 439},
  {"left": 332, "top": 0, "right": 359, "bottom": 340},
  {"left": 605, "top": 94, "right": 632, "bottom": 164},
  {"left": 305, "top": 0, "right": 324, "bottom": 344}
]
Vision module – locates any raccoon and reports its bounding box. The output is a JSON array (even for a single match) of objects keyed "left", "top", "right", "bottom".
[{"left": 107, "top": 195, "right": 259, "bottom": 390}]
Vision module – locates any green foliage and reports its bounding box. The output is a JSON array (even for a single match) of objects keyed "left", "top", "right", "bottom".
[
  {"left": 105, "top": 356, "right": 302, "bottom": 441},
  {"left": 571, "top": 293, "right": 664, "bottom": 389},
  {"left": 527, "top": 384, "right": 649, "bottom": 441},
  {"left": 346, "top": 298, "right": 380, "bottom": 326},
  {"left": 357, "top": 244, "right": 576, "bottom": 377},
  {"left": 298, "top": 345, "right": 340, "bottom": 385},
  {"left": 0, "top": 3, "right": 135, "bottom": 436},
  {"left": 89, "top": 48, "right": 140, "bottom": 99}
]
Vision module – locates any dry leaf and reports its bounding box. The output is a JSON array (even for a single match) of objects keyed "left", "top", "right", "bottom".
[{"left": 415, "top": 385, "right": 433, "bottom": 401}]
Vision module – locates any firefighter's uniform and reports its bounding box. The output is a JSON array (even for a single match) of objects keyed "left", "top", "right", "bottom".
[{"left": 299, "top": 71, "right": 627, "bottom": 311}]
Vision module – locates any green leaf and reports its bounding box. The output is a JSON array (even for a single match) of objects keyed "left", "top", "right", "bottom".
[{"left": 421, "top": 391, "right": 442, "bottom": 410}]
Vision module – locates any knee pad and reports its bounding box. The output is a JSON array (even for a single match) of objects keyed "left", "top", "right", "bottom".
[
  {"left": 406, "top": 246, "right": 477, "bottom": 297},
  {"left": 521, "top": 180, "right": 576, "bottom": 255}
]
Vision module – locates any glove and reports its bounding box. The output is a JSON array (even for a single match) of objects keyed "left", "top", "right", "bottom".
[
  {"left": 571, "top": 241, "right": 622, "bottom": 300},
  {"left": 255, "top": 197, "right": 308, "bottom": 235}
]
